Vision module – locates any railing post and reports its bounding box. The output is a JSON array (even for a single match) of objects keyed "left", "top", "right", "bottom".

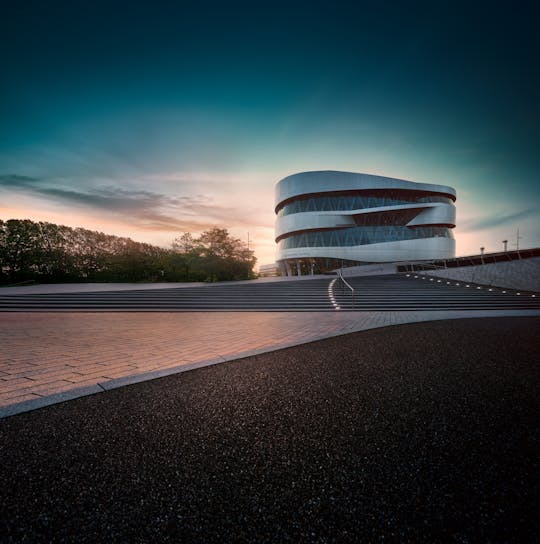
[{"left": 338, "top": 269, "right": 355, "bottom": 310}]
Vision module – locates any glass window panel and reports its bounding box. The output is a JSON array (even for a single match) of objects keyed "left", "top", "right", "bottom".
[
  {"left": 278, "top": 226, "right": 453, "bottom": 249},
  {"left": 277, "top": 191, "right": 453, "bottom": 217}
]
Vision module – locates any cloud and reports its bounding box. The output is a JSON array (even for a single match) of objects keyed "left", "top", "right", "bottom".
[
  {"left": 0, "top": 173, "right": 258, "bottom": 232},
  {"left": 461, "top": 208, "right": 537, "bottom": 232},
  {"left": 0, "top": 174, "right": 37, "bottom": 189}
]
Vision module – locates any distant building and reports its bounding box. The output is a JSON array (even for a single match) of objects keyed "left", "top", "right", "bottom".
[
  {"left": 275, "top": 171, "right": 456, "bottom": 275},
  {"left": 258, "top": 263, "right": 279, "bottom": 277}
]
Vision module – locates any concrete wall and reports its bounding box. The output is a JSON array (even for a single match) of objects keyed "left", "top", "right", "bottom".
[
  {"left": 337, "top": 263, "right": 398, "bottom": 276},
  {"left": 278, "top": 237, "right": 455, "bottom": 264},
  {"left": 419, "top": 257, "right": 540, "bottom": 292}
]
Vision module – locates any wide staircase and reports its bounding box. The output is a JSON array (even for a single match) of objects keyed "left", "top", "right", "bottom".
[
  {"left": 332, "top": 274, "right": 540, "bottom": 311},
  {"left": 0, "top": 274, "right": 538, "bottom": 311},
  {"left": 0, "top": 279, "right": 333, "bottom": 311}
]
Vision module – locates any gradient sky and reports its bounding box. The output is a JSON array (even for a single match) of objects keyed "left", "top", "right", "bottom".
[{"left": 1, "top": 0, "right": 539, "bottom": 266}]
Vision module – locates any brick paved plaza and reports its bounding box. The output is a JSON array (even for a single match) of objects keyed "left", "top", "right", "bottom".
[{"left": 2, "top": 309, "right": 539, "bottom": 417}]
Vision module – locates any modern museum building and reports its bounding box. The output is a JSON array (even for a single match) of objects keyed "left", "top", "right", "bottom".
[{"left": 275, "top": 171, "right": 456, "bottom": 275}]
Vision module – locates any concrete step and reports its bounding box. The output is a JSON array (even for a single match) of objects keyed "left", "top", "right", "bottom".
[{"left": 0, "top": 273, "right": 538, "bottom": 311}]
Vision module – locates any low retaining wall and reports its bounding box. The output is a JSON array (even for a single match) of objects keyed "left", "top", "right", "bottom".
[
  {"left": 419, "top": 257, "right": 540, "bottom": 292},
  {"left": 337, "top": 263, "right": 398, "bottom": 277}
]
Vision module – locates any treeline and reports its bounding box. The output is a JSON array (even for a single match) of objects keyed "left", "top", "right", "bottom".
[{"left": 0, "top": 219, "right": 256, "bottom": 284}]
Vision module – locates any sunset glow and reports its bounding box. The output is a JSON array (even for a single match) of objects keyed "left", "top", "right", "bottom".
[{"left": 2, "top": 2, "right": 539, "bottom": 268}]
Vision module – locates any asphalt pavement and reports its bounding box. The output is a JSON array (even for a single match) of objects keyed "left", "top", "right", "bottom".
[{"left": 1, "top": 317, "right": 539, "bottom": 542}]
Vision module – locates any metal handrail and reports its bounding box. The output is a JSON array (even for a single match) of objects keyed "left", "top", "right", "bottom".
[{"left": 338, "top": 269, "right": 355, "bottom": 309}]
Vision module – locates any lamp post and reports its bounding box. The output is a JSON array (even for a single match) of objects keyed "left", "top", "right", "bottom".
[{"left": 246, "top": 232, "right": 251, "bottom": 279}]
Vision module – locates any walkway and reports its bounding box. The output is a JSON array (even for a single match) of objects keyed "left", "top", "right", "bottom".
[{"left": 2, "top": 309, "right": 539, "bottom": 417}]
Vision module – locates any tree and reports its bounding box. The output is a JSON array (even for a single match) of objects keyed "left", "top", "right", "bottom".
[
  {"left": 172, "top": 232, "right": 200, "bottom": 281},
  {"left": 0, "top": 219, "right": 177, "bottom": 284},
  {"left": 0, "top": 220, "right": 257, "bottom": 284},
  {"left": 191, "top": 227, "right": 256, "bottom": 281}
]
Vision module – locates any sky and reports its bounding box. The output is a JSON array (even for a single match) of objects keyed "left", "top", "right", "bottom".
[{"left": 1, "top": 0, "right": 539, "bottom": 266}]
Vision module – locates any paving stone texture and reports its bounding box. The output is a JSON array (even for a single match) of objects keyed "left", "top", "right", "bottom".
[{"left": 2, "top": 309, "right": 539, "bottom": 417}]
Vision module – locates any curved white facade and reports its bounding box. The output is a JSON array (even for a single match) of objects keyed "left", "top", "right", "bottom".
[{"left": 275, "top": 171, "right": 456, "bottom": 274}]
